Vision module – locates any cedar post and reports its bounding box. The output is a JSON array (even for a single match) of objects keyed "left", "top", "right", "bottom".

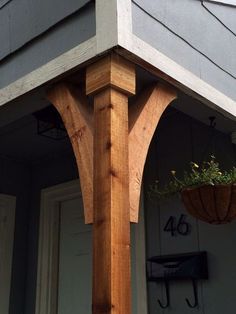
[
  {"left": 86, "top": 54, "right": 135, "bottom": 314},
  {"left": 47, "top": 52, "right": 177, "bottom": 314}
]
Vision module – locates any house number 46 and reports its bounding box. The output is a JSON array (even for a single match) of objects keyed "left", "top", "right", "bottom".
[{"left": 163, "top": 214, "right": 191, "bottom": 236}]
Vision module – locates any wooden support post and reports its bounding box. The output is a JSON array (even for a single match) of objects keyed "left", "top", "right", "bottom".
[
  {"left": 47, "top": 53, "right": 177, "bottom": 314},
  {"left": 86, "top": 54, "right": 135, "bottom": 314}
]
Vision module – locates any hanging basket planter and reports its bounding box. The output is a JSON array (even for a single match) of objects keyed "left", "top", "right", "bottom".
[
  {"left": 150, "top": 157, "right": 236, "bottom": 225},
  {"left": 181, "top": 184, "right": 236, "bottom": 224}
]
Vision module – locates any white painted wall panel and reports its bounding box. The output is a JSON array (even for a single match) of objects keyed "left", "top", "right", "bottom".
[{"left": 204, "top": 1, "right": 236, "bottom": 33}]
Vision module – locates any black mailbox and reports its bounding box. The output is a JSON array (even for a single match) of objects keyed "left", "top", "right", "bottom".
[{"left": 147, "top": 251, "right": 208, "bottom": 281}]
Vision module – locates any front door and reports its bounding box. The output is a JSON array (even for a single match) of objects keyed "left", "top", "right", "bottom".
[{"left": 36, "top": 180, "right": 147, "bottom": 314}]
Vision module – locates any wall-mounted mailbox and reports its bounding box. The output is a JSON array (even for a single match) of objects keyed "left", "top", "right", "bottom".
[
  {"left": 147, "top": 251, "right": 208, "bottom": 281},
  {"left": 147, "top": 252, "right": 208, "bottom": 309}
]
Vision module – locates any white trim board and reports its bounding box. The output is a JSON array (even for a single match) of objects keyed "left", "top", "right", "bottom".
[
  {"left": 0, "top": 36, "right": 97, "bottom": 107},
  {"left": 96, "top": 0, "right": 118, "bottom": 53},
  {"left": 35, "top": 179, "right": 148, "bottom": 314},
  {"left": 96, "top": 0, "right": 132, "bottom": 53},
  {"left": 0, "top": 194, "right": 16, "bottom": 314}
]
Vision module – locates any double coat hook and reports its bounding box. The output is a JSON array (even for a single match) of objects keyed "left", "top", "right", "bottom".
[{"left": 157, "top": 279, "right": 199, "bottom": 309}]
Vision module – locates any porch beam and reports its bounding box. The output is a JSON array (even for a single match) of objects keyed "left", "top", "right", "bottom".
[{"left": 86, "top": 54, "right": 135, "bottom": 314}]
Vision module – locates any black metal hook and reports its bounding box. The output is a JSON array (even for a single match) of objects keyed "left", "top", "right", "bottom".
[
  {"left": 185, "top": 279, "right": 198, "bottom": 308},
  {"left": 158, "top": 280, "right": 170, "bottom": 309}
]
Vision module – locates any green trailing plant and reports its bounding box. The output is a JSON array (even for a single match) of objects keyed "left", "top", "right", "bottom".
[{"left": 150, "top": 156, "right": 236, "bottom": 199}]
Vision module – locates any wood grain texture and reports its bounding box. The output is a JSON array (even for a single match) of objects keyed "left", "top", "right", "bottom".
[
  {"left": 92, "top": 87, "right": 131, "bottom": 314},
  {"left": 129, "top": 83, "right": 177, "bottom": 222},
  {"left": 47, "top": 83, "right": 94, "bottom": 224},
  {"left": 48, "top": 78, "right": 176, "bottom": 225},
  {"left": 86, "top": 53, "right": 135, "bottom": 96}
]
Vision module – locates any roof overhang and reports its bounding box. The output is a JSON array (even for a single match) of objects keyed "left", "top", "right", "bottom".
[{"left": 0, "top": 0, "right": 235, "bottom": 121}]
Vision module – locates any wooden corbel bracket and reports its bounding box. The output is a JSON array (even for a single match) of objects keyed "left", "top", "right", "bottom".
[
  {"left": 47, "top": 59, "right": 177, "bottom": 224},
  {"left": 47, "top": 83, "right": 94, "bottom": 224},
  {"left": 129, "top": 83, "right": 177, "bottom": 222}
]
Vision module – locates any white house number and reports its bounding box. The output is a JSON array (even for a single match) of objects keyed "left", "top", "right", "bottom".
[{"left": 163, "top": 214, "right": 191, "bottom": 237}]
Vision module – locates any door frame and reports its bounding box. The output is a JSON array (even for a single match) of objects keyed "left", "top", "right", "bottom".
[
  {"left": 35, "top": 179, "right": 148, "bottom": 314},
  {"left": 0, "top": 194, "right": 16, "bottom": 314}
]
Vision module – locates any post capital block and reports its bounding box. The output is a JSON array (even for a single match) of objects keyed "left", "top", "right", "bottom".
[{"left": 86, "top": 53, "right": 136, "bottom": 96}]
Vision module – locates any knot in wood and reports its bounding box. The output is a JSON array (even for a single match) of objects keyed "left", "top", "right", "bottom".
[{"left": 70, "top": 126, "right": 86, "bottom": 142}]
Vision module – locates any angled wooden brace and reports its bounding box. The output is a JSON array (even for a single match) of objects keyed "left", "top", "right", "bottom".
[
  {"left": 129, "top": 83, "right": 177, "bottom": 222},
  {"left": 47, "top": 83, "right": 94, "bottom": 224}
]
